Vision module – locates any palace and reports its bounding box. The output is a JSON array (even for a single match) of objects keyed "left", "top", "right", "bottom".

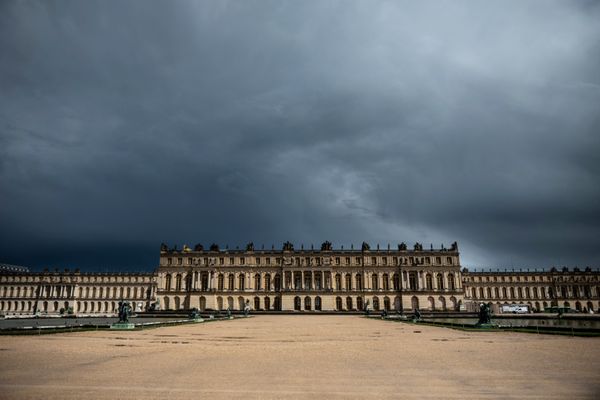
[{"left": 0, "top": 241, "right": 598, "bottom": 315}]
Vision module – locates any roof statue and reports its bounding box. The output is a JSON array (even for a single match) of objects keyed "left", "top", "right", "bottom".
[
  {"left": 282, "top": 241, "right": 294, "bottom": 251},
  {"left": 194, "top": 244, "right": 204, "bottom": 251},
  {"left": 361, "top": 242, "right": 370, "bottom": 251},
  {"left": 209, "top": 243, "right": 219, "bottom": 252},
  {"left": 246, "top": 242, "right": 254, "bottom": 252},
  {"left": 321, "top": 241, "right": 332, "bottom": 251}
]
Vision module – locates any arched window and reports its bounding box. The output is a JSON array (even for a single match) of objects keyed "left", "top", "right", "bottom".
[
  {"left": 254, "top": 274, "right": 261, "bottom": 291},
  {"left": 356, "top": 297, "right": 363, "bottom": 311},
  {"left": 218, "top": 274, "right": 224, "bottom": 291},
  {"left": 336, "top": 296, "right": 343, "bottom": 311},
  {"left": 356, "top": 274, "right": 363, "bottom": 290},
  {"left": 471, "top": 287, "right": 476, "bottom": 298},
  {"left": 315, "top": 296, "right": 322, "bottom": 311},
  {"left": 373, "top": 297, "right": 380, "bottom": 311},
  {"left": 447, "top": 274, "right": 455, "bottom": 290},
  {"left": 239, "top": 275, "right": 245, "bottom": 290},
  {"left": 228, "top": 274, "right": 234, "bottom": 290},
  {"left": 254, "top": 296, "right": 260, "bottom": 310},
  {"left": 383, "top": 296, "right": 390, "bottom": 311},
  {"left": 428, "top": 296, "right": 435, "bottom": 310},
  {"left": 525, "top": 287, "right": 531, "bottom": 298},
  {"left": 479, "top": 287, "right": 484, "bottom": 298},
  {"left": 304, "top": 296, "right": 311, "bottom": 310},
  {"left": 335, "top": 274, "right": 342, "bottom": 291},
  {"left": 436, "top": 274, "right": 444, "bottom": 290},
  {"left": 294, "top": 296, "right": 301, "bottom": 311},
  {"left": 392, "top": 273, "right": 399, "bottom": 290},
  {"left": 486, "top": 287, "right": 491, "bottom": 298},
  {"left": 175, "top": 275, "right": 182, "bottom": 291},
  {"left": 345, "top": 274, "right": 352, "bottom": 291},
  {"left": 346, "top": 296, "right": 353, "bottom": 310},
  {"left": 264, "top": 297, "right": 270, "bottom": 310},
  {"left": 517, "top": 287, "right": 523, "bottom": 299},
  {"left": 274, "top": 274, "right": 281, "bottom": 291},
  {"left": 533, "top": 287, "right": 538, "bottom": 298},
  {"left": 372, "top": 274, "right": 379, "bottom": 290},
  {"left": 426, "top": 274, "right": 433, "bottom": 290},
  {"left": 494, "top": 287, "right": 499, "bottom": 298},
  {"left": 439, "top": 296, "right": 446, "bottom": 311},
  {"left": 382, "top": 274, "right": 389, "bottom": 291},
  {"left": 265, "top": 274, "right": 271, "bottom": 291},
  {"left": 502, "top": 287, "right": 507, "bottom": 298},
  {"left": 510, "top": 287, "right": 515, "bottom": 298}
]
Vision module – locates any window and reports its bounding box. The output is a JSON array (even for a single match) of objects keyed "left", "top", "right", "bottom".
[
  {"left": 266, "top": 257, "right": 271, "bottom": 265},
  {"left": 335, "top": 257, "right": 340, "bottom": 265},
  {"left": 240, "top": 257, "right": 245, "bottom": 266},
  {"left": 355, "top": 257, "right": 361, "bottom": 265},
  {"left": 229, "top": 257, "right": 234, "bottom": 265},
  {"left": 425, "top": 257, "right": 431, "bottom": 264},
  {"left": 345, "top": 257, "right": 350, "bottom": 265},
  {"left": 435, "top": 257, "right": 441, "bottom": 265},
  {"left": 256, "top": 257, "right": 260, "bottom": 265},
  {"left": 371, "top": 257, "right": 377, "bottom": 265},
  {"left": 177, "top": 258, "right": 183, "bottom": 265}
]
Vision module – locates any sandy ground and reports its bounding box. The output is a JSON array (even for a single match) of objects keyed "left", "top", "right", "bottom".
[{"left": 0, "top": 315, "right": 598, "bottom": 400}]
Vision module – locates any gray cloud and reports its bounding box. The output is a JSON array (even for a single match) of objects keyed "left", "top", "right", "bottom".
[{"left": 1, "top": 1, "right": 599, "bottom": 270}]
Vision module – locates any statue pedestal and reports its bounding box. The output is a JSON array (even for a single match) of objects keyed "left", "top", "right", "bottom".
[
  {"left": 110, "top": 323, "right": 135, "bottom": 330},
  {"left": 191, "top": 318, "right": 204, "bottom": 323}
]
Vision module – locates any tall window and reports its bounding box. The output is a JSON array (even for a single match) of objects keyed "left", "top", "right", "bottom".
[{"left": 372, "top": 274, "right": 379, "bottom": 290}]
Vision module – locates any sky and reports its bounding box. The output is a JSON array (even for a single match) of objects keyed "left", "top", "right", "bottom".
[{"left": 1, "top": 1, "right": 599, "bottom": 272}]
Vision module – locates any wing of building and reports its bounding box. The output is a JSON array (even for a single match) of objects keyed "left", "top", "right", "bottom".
[{"left": 0, "top": 241, "right": 599, "bottom": 315}]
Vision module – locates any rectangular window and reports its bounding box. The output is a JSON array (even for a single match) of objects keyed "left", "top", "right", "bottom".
[
  {"left": 425, "top": 257, "right": 430, "bottom": 264},
  {"left": 188, "top": 257, "right": 193, "bottom": 265},
  {"left": 229, "top": 257, "right": 234, "bottom": 265},
  {"left": 266, "top": 257, "right": 270, "bottom": 265},
  {"left": 219, "top": 257, "right": 224, "bottom": 265},
  {"left": 256, "top": 257, "right": 260, "bottom": 265},
  {"left": 345, "top": 257, "right": 350, "bottom": 265},
  {"left": 316, "top": 258, "right": 321, "bottom": 266},
  {"left": 335, "top": 257, "right": 340, "bottom": 265},
  {"left": 393, "top": 257, "right": 398, "bottom": 265},
  {"left": 435, "top": 257, "right": 441, "bottom": 265},
  {"left": 167, "top": 258, "right": 172, "bottom": 265},
  {"left": 371, "top": 257, "right": 377, "bottom": 265},
  {"left": 356, "top": 257, "right": 361, "bottom": 265},
  {"left": 446, "top": 256, "right": 452, "bottom": 265},
  {"left": 177, "top": 257, "right": 183, "bottom": 265},
  {"left": 382, "top": 257, "right": 387, "bottom": 266},
  {"left": 240, "top": 258, "right": 245, "bottom": 265}
]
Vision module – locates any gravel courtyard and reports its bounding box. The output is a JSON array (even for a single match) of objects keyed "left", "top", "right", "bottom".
[{"left": 0, "top": 315, "right": 598, "bottom": 399}]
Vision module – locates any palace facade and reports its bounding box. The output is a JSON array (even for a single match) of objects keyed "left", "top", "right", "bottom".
[
  {"left": 156, "top": 241, "right": 463, "bottom": 313},
  {"left": 0, "top": 241, "right": 599, "bottom": 315}
]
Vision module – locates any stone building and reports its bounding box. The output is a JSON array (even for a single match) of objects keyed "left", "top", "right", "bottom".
[
  {"left": 462, "top": 267, "right": 600, "bottom": 313},
  {"left": 0, "top": 268, "right": 156, "bottom": 315},
  {"left": 1, "top": 241, "right": 598, "bottom": 315},
  {"left": 155, "top": 241, "right": 464, "bottom": 312}
]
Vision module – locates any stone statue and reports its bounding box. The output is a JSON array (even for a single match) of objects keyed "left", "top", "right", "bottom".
[
  {"left": 194, "top": 243, "right": 204, "bottom": 251},
  {"left": 210, "top": 243, "right": 219, "bottom": 252},
  {"left": 414, "top": 308, "right": 421, "bottom": 321},
  {"left": 361, "top": 242, "right": 371, "bottom": 251},
  {"left": 244, "top": 300, "right": 250, "bottom": 317},
  {"left": 246, "top": 242, "right": 254, "bottom": 251},
  {"left": 398, "top": 242, "right": 407, "bottom": 251},
  {"left": 321, "top": 241, "right": 332, "bottom": 251},
  {"left": 283, "top": 241, "right": 294, "bottom": 251},
  {"left": 160, "top": 243, "right": 169, "bottom": 252},
  {"left": 189, "top": 307, "right": 200, "bottom": 319},
  {"left": 413, "top": 242, "right": 423, "bottom": 251},
  {"left": 450, "top": 241, "right": 458, "bottom": 251},
  {"left": 477, "top": 303, "right": 492, "bottom": 325},
  {"left": 118, "top": 301, "right": 132, "bottom": 323}
]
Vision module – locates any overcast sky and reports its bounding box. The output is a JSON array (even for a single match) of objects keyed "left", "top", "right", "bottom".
[{"left": 1, "top": 1, "right": 599, "bottom": 272}]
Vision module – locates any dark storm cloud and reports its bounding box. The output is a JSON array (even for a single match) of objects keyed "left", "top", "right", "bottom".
[{"left": 1, "top": 1, "right": 599, "bottom": 271}]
